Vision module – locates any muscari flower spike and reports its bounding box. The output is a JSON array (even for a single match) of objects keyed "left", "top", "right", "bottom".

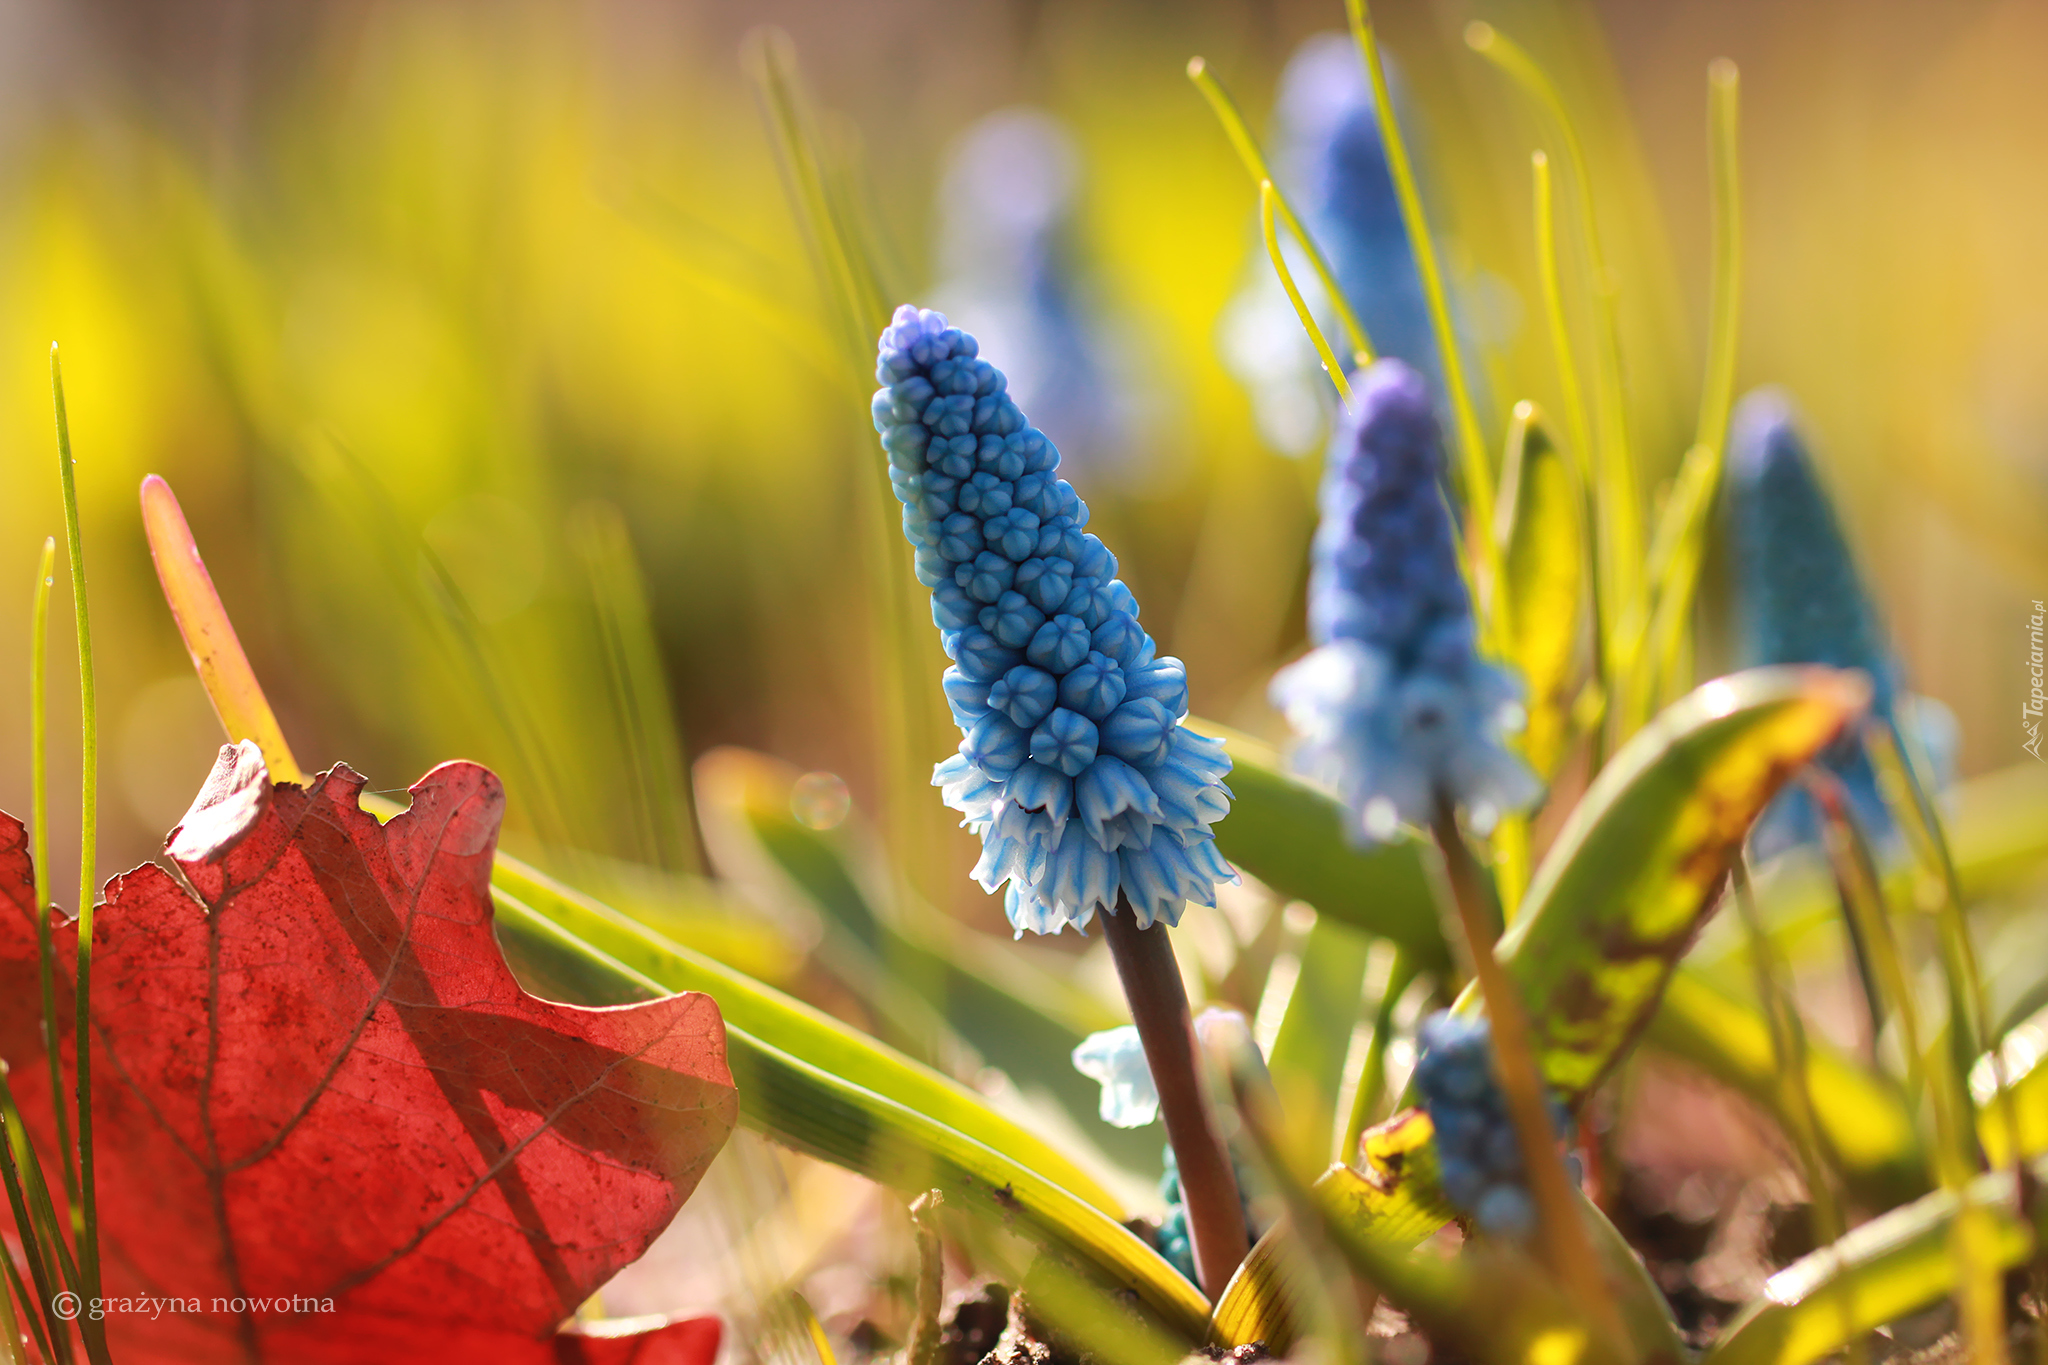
[
  {"left": 1726, "top": 388, "right": 1957, "bottom": 856},
  {"left": 873, "top": 306, "right": 1237, "bottom": 936},
  {"left": 1270, "top": 360, "right": 1539, "bottom": 841},
  {"left": 1413, "top": 1011, "right": 1575, "bottom": 1240}
]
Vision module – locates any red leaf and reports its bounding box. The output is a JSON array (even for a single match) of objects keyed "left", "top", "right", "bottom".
[{"left": 0, "top": 744, "right": 737, "bottom": 1364}]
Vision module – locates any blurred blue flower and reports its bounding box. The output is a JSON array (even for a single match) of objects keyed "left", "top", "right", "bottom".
[
  {"left": 1271, "top": 360, "right": 1538, "bottom": 840},
  {"left": 1726, "top": 388, "right": 1958, "bottom": 856},
  {"left": 929, "top": 109, "right": 1141, "bottom": 480},
  {"left": 875, "top": 306, "right": 1237, "bottom": 935},
  {"left": 1413, "top": 1012, "right": 1573, "bottom": 1240}
]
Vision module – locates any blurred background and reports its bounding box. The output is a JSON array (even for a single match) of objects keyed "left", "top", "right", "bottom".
[
  {"left": 0, "top": 0, "right": 2042, "bottom": 1347},
  {"left": 0, "top": 0, "right": 2042, "bottom": 899}
]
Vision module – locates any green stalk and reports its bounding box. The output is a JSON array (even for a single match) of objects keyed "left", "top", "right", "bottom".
[
  {"left": 1530, "top": 150, "right": 1609, "bottom": 771},
  {"left": 29, "top": 536, "right": 78, "bottom": 1214},
  {"left": 1641, "top": 60, "right": 1744, "bottom": 713},
  {"left": 1099, "top": 905, "right": 1248, "bottom": 1302},
  {"left": 1345, "top": 0, "right": 1495, "bottom": 559},
  {"left": 1428, "top": 795, "right": 1626, "bottom": 1351},
  {"left": 1261, "top": 180, "right": 1353, "bottom": 405},
  {"left": 1187, "top": 57, "right": 1374, "bottom": 367},
  {"left": 0, "top": 1239, "right": 48, "bottom": 1365},
  {"left": 0, "top": 1071, "right": 79, "bottom": 1364},
  {"left": 1341, "top": 948, "right": 1418, "bottom": 1161},
  {"left": 1808, "top": 770, "right": 2008, "bottom": 1365},
  {"left": 50, "top": 347, "right": 109, "bottom": 1365},
  {"left": 1730, "top": 860, "right": 1863, "bottom": 1363},
  {"left": 1464, "top": 22, "right": 1640, "bottom": 724}
]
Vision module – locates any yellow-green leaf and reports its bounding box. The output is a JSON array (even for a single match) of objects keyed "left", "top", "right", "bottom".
[
  {"left": 1494, "top": 404, "right": 1585, "bottom": 779},
  {"left": 1496, "top": 666, "right": 1871, "bottom": 1102}
]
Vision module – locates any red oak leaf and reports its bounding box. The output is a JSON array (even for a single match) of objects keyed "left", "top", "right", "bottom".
[{"left": 0, "top": 743, "right": 736, "bottom": 1365}]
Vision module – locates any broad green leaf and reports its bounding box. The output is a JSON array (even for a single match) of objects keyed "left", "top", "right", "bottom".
[
  {"left": 1267, "top": 914, "right": 1374, "bottom": 1159},
  {"left": 1495, "top": 666, "right": 1872, "bottom": 1102},
  {"left": 1705, "top": 1156, "right": 2045, "bottom": 1365},
  {"left": 1494, "top": 404, "right": 1585, "bottom": 779},
  {"left": 1186, "top": 719, "right": 1449, "bottom": 968},
  {"left": 489, "top": 855, "right": 1127, "bottom": 1220},
  {"left": 1647, "top": 968, "right": 1926, "bottom": 1208},
  {"left": 488, "top": 882, "right": 1212, "bottom": 1343},
  {"left": 693, "top": 747, "right": 1159, "bottom": 1176}
]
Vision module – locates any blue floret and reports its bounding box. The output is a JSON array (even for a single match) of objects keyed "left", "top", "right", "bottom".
[{"left": 1412, "top": 1011, "right": 1575, "bottom": 1240}]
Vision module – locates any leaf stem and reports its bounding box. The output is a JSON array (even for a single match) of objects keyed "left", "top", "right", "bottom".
[
  {"left": 1428, "top": 793, "right": 1625, "bottom": 1350},
  {"left": 1342, "top": 947, "right": 1417, "bottom": 1161},
  {"left": 50, "top": 347, "right": 108, "bottom": 1363},
  {"left": 1261, "top": 181, "right": 1353, "bottom": 406},
  {"left": 139, "top": 475, "right": 305, "bottom": 783},
  {"left": 906, "top": 1190, "right": 945, "bottom": 1365},
  {"left": 1099, "top": 903, "right": 1248, "bottom": 1301},
  {"left": 30, "top": 536, "right": 78, "bottom": 1215},
  {"left": 1186, "top": 58, "right": 1374, "bottom": 368}
]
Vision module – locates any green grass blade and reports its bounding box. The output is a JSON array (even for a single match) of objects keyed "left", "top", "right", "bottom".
[
  {"left": 1185, "top": 57, "right": 1373, "bottom": 367},
  {"left": 48, "top": 348, "right": 110, "bottom": 1365},
  {"left": 1704, "top": 1156, "right": 2045, "bottom": 1365},
  {"left": 28, "top": 536, "right": 77, "bottom": 1215},
  {"left": 1266, "top": 914, "right": 1373, "bottom": 1160},
  {"left": 486, "top": 851, "right": 1130, "bottom": 1221},
  {"left": 486, "top": 886, "right": 1211, "bottom": 1344}
]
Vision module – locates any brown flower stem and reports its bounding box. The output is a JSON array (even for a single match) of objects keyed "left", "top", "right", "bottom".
[
  {"left": 1100, "top": 900, "right": 1249, "bottom": 1301},
  {"left": 1429, "top": 794, "right": 1625, "bottom": 1351}
]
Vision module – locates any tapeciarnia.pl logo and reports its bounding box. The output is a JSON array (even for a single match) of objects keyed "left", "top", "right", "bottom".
[{"left": 2027, "top": 599, "right": 2045, "bottom": 761}]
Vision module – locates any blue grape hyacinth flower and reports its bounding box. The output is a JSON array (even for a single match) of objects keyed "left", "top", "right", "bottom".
[
  {"left": 1413, "top": 1012, "right": 1574, "bottom": 1240},
  {"left": 1270, "top": 360, "right": 1538, "bottom": 841},
  {"left": 874, "top": 305, "right": 1237, "bottom": 936},
  {"left": 1726, "top": 388, "right": 1958, "bottom": 856}
]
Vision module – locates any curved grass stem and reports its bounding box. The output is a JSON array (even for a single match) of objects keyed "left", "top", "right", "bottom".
[
  {"left": 1187, "top": 58, "right": 1373, "bottom": 368},
  {"left": 1464, "top": 22, "right": 1638, "bottom": 717},
  {"left": 1261, "top": 180, "right": 1353, "bottom": 406},
  {"left": 1100, "top": 904, "right": 1248, "bottom": 1302}
]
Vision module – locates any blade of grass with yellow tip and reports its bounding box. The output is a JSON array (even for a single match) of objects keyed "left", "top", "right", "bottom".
[
  {"left": 28, "top": 535, "right": 77, "bottom": 1216},
  {"left": 139, "top": 474, "right": 306, "bottom": 785},
  {"left": 1261, "top": 179, "right": 1353, "bottom": 405},
  {"left": 1186, "top": 57, "right": 1373, "bottom": 368},
  {"left": 1464, "top": 22, "right": 1641, "bottom": 707},
  {"left": 50, "top": 348, "right": 112, "bottom": 1365}
]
